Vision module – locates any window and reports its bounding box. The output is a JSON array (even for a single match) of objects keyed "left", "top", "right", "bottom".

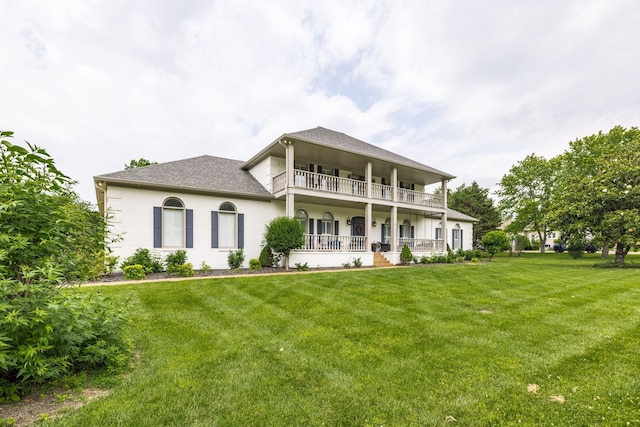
[
  {"left": 153, "top": 198, "right": 193, "bottom": 248},
  {"left": 452, "top": 223, "right": 461, "bottom": 250},
  {"left": 435, "top": 222, "right": 442, "bottom": 240},
  {"left": 295, "top": 209, "right": 308, "bottom": 233},
  {"left": 382, "top": 218, "right": 391, "bottom": 244},
  {"left": 211, "top": 202, "right": 244, "bottom": 249},
  {"left": 320, "top": 212, "right": 334, "bottom": 235},
  {"left": 218, "top": 202, "right": 236, "bottom": 248},
  {"left": 400, "top": 219, "right": 411, "bottom": 238}
]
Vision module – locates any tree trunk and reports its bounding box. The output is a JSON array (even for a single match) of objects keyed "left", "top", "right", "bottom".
[
  {"left": 601, "top": 244, "right": 609, "bottom": 258},
  {"left": 284, "top": 255, "right": 289, "bottom": 271},
  {"left": 614, "top": 242, "right": 628, "bottom": 264},
  {"left": 538, "top": 231, "right": 546, "bottom": 253}
]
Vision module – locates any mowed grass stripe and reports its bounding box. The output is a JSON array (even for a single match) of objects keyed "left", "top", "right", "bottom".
[{"left": 50, "top": 255, "right": 640, "bottom": 426}]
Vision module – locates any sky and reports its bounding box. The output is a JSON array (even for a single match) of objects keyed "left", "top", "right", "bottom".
[{"left": 2, "top": 0, "right": 639, "bottom": 205}]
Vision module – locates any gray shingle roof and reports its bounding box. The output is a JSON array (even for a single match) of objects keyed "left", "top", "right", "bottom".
[
  {"left": 281, "top": 127, "right": 455, "bottom": 179},
  {"left": 94, "top": 155, "right": 272, "bottom": 198}
]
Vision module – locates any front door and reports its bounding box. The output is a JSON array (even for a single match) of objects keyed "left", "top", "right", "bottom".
[{"left": 351, "top": 216, "right": 365, "bottom": 237}]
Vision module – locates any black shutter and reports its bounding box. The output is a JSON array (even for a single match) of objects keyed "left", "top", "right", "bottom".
[
  {"left": 460, "top": 229, "right": 463, "bottom": 250},
  {"left": 381, "top": 224, "right": 385, "bottom": 241},
  {"left": 211, "top": 211, "right": 219, "bottom": 248},
  {"left": 309, "top": 218, "right": 314, "bottom": 234},
  {"left": 309, "top": 164, "right": 314, "bottom": 172},
  {"left": 317, "top": 219, "right": 322, "bottom": 234},
  {"left": 411, "top": 226, "right": 415, "bottom": 238},
  {"left": 153, "top": 207, "right": 162, "bottom": 248},
  {"left": 452, "top": 229, "right": 456, "bottom": 250},
  {"left": 238, "top": 213, "right": 245, "bottom": 249},
  {"left": 334, "top": 220, "right": 339, "bottom": 236},
  {"left": 186, "top": 209, "right": 194, "bottom": 248},
  {"left": 334, "top": 168, "right": 339, "bottom": 176}
]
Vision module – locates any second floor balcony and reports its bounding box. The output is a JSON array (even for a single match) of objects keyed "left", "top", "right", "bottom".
[{"left": 272, "top": 169, "right": 445, "bottom": 209}]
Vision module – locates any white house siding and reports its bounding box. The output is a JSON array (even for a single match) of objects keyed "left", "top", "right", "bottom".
[
  {"left": 247, "top": 156, "right": 284, "bottom": 193},
  {"left": 106, "top": 186, "right": 283, "bottom": 271}
]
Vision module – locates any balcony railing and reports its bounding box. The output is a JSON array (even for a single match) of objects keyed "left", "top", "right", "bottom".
[
  {"left": 271, "top": 170, "right": 444, "bottom": 208},
  {"left": 397, "top": 238, "right": 444, "bottom": 253},
  {"left": 295, "top": 234, "right": 367, "bottom": 252}
]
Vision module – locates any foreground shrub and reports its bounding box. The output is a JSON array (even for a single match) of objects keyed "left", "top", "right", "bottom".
[
  {"left": 0, "top": 279, "right": 132, "bottom": 402},
  {"left": 174, "top": 263, "right": 194, "bottom": 277},
  {"left": 121, "top": 248, "right": 163, "bottom": 273},
  {"left": 259, "top": 246, "right": 274, "bottom": 268},
  {"left": 249, "top": 258, "right": 262, "bottom": 270},
  {"left": 123, "top": 265, "right": 146, "bottom": 280},
  {"left": 400, "top": 244, "right": 413, "bottom": 264},
  {"left": 228, "top": 249, "right": 245, "bottom": 269},
  {"left": 295, "top": 262, "right": 309, "bottom": 271},
  {"left": 567, "top": 238, "right": 586, "bottom": 259},
  {"left": 165, "top": 250, "right": 187, "bottom": 273}
]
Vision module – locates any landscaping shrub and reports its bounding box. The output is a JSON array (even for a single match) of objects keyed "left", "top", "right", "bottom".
[
  {"left": 481, "top": 230, "right": 510, "bottom": 260},
  {"left": 419, "top": 255, "right": 429, "bottom": 264},
  {"left": 227, "top": 249, "right": 245, "bottom": 269},
  {"left": 174, "top": 263, "right": 194, "bottom": 277},
  {"left": 200, "top": 261, "right": 211, "bottom": 273},
  {"left": 121, "top": 248, "right": 163, "bottom": 273},
  {"left": 123, "top": 265, "right": 146, "bottom": 280},
  {"left": 352, "top": 257, "right": 362, "bottom": 268},
  {"left": 259, "top": 246, "right": 274, "bottom": 268},
  {"left": 0, "top": 278, "right": 132, "bottom": 402},
  {"left": 249, "top": 258, "right": 262, "bottom": 270},
  {"left": 295, "top": 262, "right": 309, "bottom": 271},
  {"left": 165, "top": 250, "right": 187, "bottom": 273},
  {"left": 400, "top": 244, "right": 413, "bottom": 264}
]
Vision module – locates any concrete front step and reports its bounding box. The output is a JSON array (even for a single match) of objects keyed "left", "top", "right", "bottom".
[{"left": 373, "top": 252, "right": 394, "bottom": 267}]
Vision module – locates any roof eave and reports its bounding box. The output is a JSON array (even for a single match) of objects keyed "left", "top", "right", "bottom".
[{"left": 93, "top": 176, "right": 275, "bottom": 201}]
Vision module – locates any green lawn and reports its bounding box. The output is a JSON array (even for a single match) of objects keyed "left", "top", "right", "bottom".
[{"left": 52, "top": 253, "right": 640, "bottom": 426}]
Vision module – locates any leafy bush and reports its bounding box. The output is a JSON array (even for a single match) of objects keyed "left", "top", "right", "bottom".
[
  {"left": 295, "top": 262, "right": 309, "bottom": 271},
  {"left": 200, "top": 260, "right": 211, "bottom": 273},
  {"left": 419, "top": 255, "right": 429, "bottom": 264},
  {"left": 264, "top": 217, "right": 304, "bottom": 270},
  {"left": 165, "top": 250, "right": 187, "bottom": 273},
  {"left": 352, "top": 257, "right": 362, "bottom": 268},
  {"left": 0, "top": 278, "right": 132, "bottom": 401},
  {"left": 123, "top": 265, "right": 146, "bottom": 280},
  {"left": 259, "top": 246, "right": 275, "bottom": 268},
  {"left": 456, "top": 249, "right": 483, "bottom": 261},
  {"left": 400, "top": 244, "right": 413, "bottom": 264},
  {"left": 0, "top": 133, "right": 111, "bottom": 281},
  {"left": 249, "top": 258, "right": 262, "bottom": 270},
  {"left": 227, "top": 249, "right": 245, "bottom": 269},
  {"left": 173, "top": 263, "right": 194, "bottom": 277},
  {"left": 481, "top": 231, "right": 510, "bottom": 260},
  {"left": 120, "top": 248, "right": 163, "bottom": 273}
]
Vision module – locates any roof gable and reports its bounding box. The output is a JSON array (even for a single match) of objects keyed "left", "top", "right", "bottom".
[{"left": 244, "top": 126, "right": 455, "bottom": 179}]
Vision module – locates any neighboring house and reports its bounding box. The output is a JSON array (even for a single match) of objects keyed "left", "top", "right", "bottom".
[{"left": 94, "top": 127, "right": 477, "bottom": 269}]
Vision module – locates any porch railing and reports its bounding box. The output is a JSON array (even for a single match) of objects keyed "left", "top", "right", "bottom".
[
  {"left": 272, "top": 171, "right": 286, "bottom": 193},
  {"left": 271, "top": 170, "right": 444, "bottom": 208},
  {"left": 296, "top": 234, "right": 367, "bottom": 252},
  {"left": 397, "top": 238, "right": 444, "bottom": 253}
]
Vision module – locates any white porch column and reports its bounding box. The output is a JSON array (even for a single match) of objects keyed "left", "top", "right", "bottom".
[
  {"left": 365, "top": 202, "right": 372, "bottom": 251},
  {"left": 391, "top": 205, "right": 398, "bottom": 252},
  {"left": 285, "top": 141, "right": 295, "bottom": 217},
  {"left": 392, "top": 167, "right": 398, "bottom": 202},
  {"left": 441, "top": 178, "right": 448, "bottom": 251},
  {"left": 366, "top": 161, "right": 372, "bottom": 198}
]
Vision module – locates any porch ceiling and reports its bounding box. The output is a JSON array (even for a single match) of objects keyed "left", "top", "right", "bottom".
[{"left": 292, "top": 142, "right": 444, "bottom": 186}]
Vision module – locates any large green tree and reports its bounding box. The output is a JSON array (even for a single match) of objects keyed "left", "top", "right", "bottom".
[
  {"left": 448, "top": 181, "right": 501, "bottom": 248},
  {"left": 496, "top": 154, "right": 557, "bottom": 253},
  {"left": 0, "top": 131, "right": 109, "bottom": 281},
  {"left": 550, "top": 126, "right": 640, "bottom": 263}
]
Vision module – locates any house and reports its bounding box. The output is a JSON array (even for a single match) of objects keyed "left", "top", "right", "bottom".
[{"left": 94, "top": 127, "right": 477, "bottom": 269}]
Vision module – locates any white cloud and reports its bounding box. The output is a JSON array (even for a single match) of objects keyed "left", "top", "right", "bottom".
[{"left": 2, "top": 0, "right": 639, "bottom": 203}]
